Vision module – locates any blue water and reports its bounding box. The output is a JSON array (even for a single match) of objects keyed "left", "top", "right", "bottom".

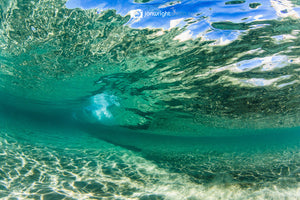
[{"left": 0, "top": 0, "right": 300, "bottom": 199}]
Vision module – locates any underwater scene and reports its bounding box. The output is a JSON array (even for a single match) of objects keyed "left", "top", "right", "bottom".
[{"left": 0, "top": 0, "right": 300, "bottom": 199}]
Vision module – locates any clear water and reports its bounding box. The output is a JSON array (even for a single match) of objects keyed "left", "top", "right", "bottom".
[{"left": 0, "top": 0, "right": 300, "bottom": 199}]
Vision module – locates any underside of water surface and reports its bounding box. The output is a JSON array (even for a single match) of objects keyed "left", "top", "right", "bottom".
[{"left": 0, "top": 0, "right": 300, "bottom": 199}]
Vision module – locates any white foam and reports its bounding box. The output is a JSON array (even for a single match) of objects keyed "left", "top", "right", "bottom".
[{"left": 87, "top": 93, "right": 119, "bottom": 121}]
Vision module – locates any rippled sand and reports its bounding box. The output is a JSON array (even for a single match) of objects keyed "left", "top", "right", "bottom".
[{"left": 1, "top": 116, "right": 299, "bottom": 200}]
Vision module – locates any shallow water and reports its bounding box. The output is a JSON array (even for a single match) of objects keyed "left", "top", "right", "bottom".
[
  {"left": 1, "top": 104, "right": 299, "bottom": 199},
  {"left": 0, "top": 0, "right": 300, "bottom": 199}
]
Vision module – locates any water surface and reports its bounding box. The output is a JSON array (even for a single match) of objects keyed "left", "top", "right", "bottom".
[{"left": 0, "top": 0, "right": 300, "bottom": 199}]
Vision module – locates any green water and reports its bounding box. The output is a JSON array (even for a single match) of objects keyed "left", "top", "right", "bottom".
[
  {"left": 0, "top": 0, "right": 300, "bottom": 199},
  {"left": 1, "top": 107, "right": 299, "bottom": 199}
]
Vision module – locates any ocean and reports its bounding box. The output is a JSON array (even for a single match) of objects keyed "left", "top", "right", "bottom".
[{"left": 0, "top": 0, "right": 299, "bottom": 199}]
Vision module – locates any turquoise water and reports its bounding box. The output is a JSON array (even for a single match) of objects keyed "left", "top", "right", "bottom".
[{"left": 0, "top": 0, "right": 300, "bottom": 199}]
